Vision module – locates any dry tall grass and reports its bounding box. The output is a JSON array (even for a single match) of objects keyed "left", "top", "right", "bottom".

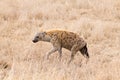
[{"left": 0, "top": 0, "right": 120, "bottom": 80}]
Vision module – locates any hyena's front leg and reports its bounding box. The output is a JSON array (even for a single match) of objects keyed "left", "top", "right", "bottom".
[
  {"left": 46, "top": 46, "right": 62, "bottom": 60},
  {"left": 46, "top": 47, "right": 58, "bottom": 59},
  {"left": 49, "top": 37, "right": 62, "bottom": 60},
  {"left": 47, "top": 36, "right": 62, "bottom": 59}
]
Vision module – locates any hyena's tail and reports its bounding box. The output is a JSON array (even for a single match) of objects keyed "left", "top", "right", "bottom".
[{"left": 80, "top": 44, "right": 89, "bottom": 58}]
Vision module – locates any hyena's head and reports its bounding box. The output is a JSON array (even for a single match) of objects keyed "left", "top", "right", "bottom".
[{"left": 32, "top": 32, "right": 46, "bottom": 43}]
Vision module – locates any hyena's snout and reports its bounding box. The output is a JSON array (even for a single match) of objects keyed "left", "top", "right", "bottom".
[{"left": 32, "top": 39, "right": 38, "bottom": 43}]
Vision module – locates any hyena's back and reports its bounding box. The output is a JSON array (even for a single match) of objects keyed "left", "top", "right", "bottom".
[{"left": 46, "top": 30, "right": 86, "bottom": 50}]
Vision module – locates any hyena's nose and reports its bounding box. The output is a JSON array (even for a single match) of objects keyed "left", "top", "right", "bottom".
[{"left": 32, "top": 40, "right": 37, "bottom": 43}]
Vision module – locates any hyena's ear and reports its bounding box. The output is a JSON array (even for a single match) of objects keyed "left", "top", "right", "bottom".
[{"left": 42, "top": 32, "right": 46, "bottom": 37}]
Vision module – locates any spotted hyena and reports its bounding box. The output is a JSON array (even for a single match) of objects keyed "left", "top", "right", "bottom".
[{"left": 32, "top": 30, "right": 89, "bottom": 64}]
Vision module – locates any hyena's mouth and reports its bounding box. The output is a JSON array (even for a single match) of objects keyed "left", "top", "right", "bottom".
[{"left": 32, "top": 40, "right": 38, "bottom": 43}]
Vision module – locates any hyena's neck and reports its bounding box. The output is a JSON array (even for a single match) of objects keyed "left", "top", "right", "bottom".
[{"left": 42, "top": 35, "right": 51, "bottom": 42}]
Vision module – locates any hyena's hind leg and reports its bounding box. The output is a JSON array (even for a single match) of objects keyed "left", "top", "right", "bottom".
[
  {"left": 58, "top": 47, "right": 62, "bottom": 60},
  {"left": 68, "top": 44, "right": 79, "bottom": 64}
]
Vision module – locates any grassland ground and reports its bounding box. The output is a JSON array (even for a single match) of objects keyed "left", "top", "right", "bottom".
[{"left": 0, "top": 0, "right": 120, "bottom": 80}]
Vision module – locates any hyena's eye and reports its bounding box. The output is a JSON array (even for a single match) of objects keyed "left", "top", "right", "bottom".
[{"left": 36, "top": 36, "right": 39, "bottom": 38}]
